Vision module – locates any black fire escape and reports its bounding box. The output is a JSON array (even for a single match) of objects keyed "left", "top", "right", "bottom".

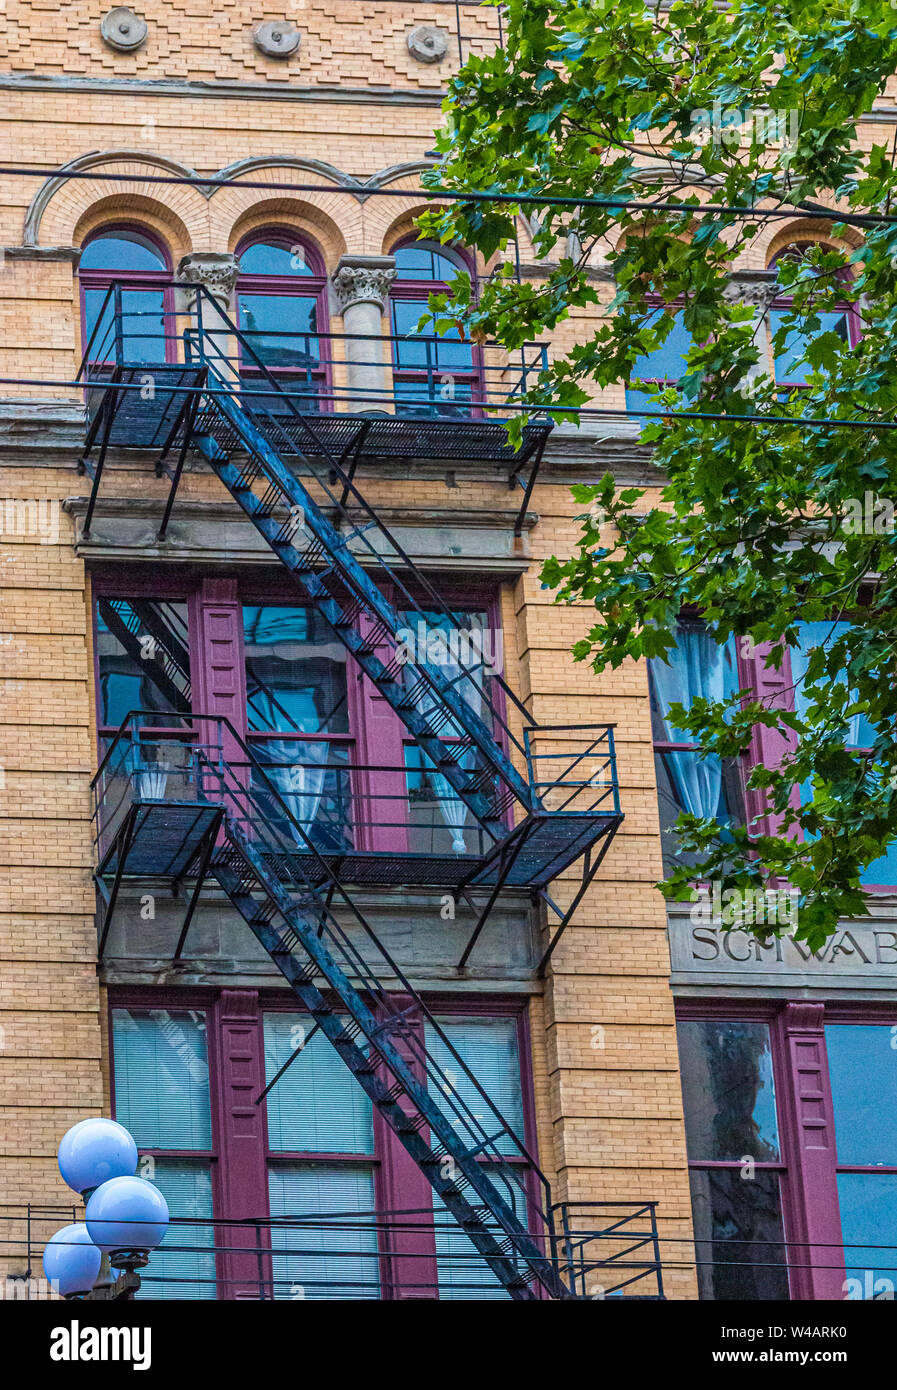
[{"left": 79, "top": 283, "right": 646, "bottom": 1301}]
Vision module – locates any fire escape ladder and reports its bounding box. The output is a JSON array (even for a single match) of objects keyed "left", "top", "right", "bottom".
[
  {"left": 193, "top": 374, "right": 530, "bottom": 842},
  {"left": 210, "top": 811, "right": 569, "bottom": 1301}
]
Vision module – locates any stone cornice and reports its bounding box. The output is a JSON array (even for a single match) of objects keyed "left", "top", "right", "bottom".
[{"left": 0, "top": 72, "right": 447, "bottom": 108}]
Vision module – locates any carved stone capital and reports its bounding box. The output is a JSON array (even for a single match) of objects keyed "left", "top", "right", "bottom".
[
  {"left": 177, "top": 253, "right": 240, "bottom": 306},
  {"left": 723, "top": 268, "right": 779, "bottom": 312},
  {"left": 331, "top": 254, "right": 397, "bottom": 315}
]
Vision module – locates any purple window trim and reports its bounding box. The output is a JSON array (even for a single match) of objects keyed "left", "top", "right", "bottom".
[
  {"left": 78, "top": 221, "right": 177, "bottom": 367},
  {"left": 235, "top": 227, "right": 332, "bottom": 410},
  {"left": 389, "top": 236, "right": 486, "bottom": 417},
  {"left": 107, "top": 985, "right": 539, "bottom": 1301},
  {"left": 676, "top": 998, "right": 848, "bottom": 1301},
  {"left": 743, "top": 631, "right": 895, "bottom": 894},
  {"left": 108, "top": 989, "right": 226, "bottom": 1300},
  {"left": 90, "top": 566, "right": 512, "bottom": 852},
  {"left": 767, "top": 245, "right": 862, "bottom": 392}
]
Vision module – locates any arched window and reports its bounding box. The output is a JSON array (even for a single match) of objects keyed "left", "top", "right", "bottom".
[
  {"left": 235, "top": 231, "right": 329, "bottom": 406},
  {"left": 389, "top": 238, "right": 481, "bottom": 418},
  {"left": 768, "top": 242, "right": 859, "bottom": 391},
  {"left": 79, "top": 226, "right": 173, "bottom": 365}
]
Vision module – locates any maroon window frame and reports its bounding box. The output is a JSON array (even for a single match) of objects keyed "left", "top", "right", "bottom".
[
  {"left": 90, "top": 570, "right": 510, "bottom": 856},
  {"left": 676, "top": 997, "right": 897, "bottom": 1302},
  {"left": 767, "top": 242, "right": 861, "bottom": 393},
  {"left": 108, "top": 985, "right": 539, "bottom": 1301},
  {"left": 388, "top": 237, "right": 485, "bottom": 418},
  {"left": 235, "top": 228, "right": 331, "bottom": 409},
  {"left": 78, "top": 222, "right": 176, "bottom": 367}
]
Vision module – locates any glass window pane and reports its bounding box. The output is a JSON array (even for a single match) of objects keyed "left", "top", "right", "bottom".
[
  {"left": 393, "top": 379, "right": 474, "bottom": 419},
  {"left": 84, "top": 288, "right": 166, "bottom": 363},
  {"left": 251, "top": 739, "right": 352, "bottom": 853},
  {"left": 263, "top": 1013, "right": 374, "bottom": 1154},
  {"left": 268, "top": 1164, "right": 379, "bottom": 1300},
  {"left": 112, "top": 1007, "right": 211, "bottom": 1150},
  {"left": 790, "top": 624, "right": 897, "bottom": 882},
  {"left": 239, "top": 241, "right": 315, "bottom": 277},
  {"left": 770, "top": 307, "right": 848, "bottom": 385},
  {"left": 425, "top": 1016, "right": 525, "bottom": 1156},
  {"left": 677, "top": 1020, "right": 780, "bottom": 1162},
  {"left": 689, "top": 1168, "right": 790, "bottom": 1300},
  {"left": 837, "top": 1173, "right": 897, "bottom": 1298},
  {"left": 655, "top": 750, "right": 745, "bottom": 873},
  {"left": 243, "top": 605, "right": 348, "bottom": 734},
  {"left": 95, "top": 598, "right": 190, "bottom": 725},
  {"left": 630, "top": 308, "right": 693, "bottom": 385},
  {"left": 649, "top": 623, "right": 740, "bottom": 743},
  {"left": 81, "top": 233, "right": 167, "bottom": 272},
  {"left": 137, "top": 1161, "right": 215, "bottom": 1301},
  {"left": 791, "top": 621, "right": 874, "bottom": 746},
  {"left": 827, "top": 1024, "right": 897, "bottom": 1164},
  {"left": 433, "top": 1169, "right": 525, "bottom": 1301},
  {"left": 393, "top": 244, "right": 459, "bottom": 281},
  {"left": 238, "top": 293, "right": 319, "bottom": 369}
]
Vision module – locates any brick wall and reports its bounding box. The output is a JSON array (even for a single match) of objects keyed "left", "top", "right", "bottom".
[{"left": 0, "top": 4, "right": 704, "bottom": 1296}]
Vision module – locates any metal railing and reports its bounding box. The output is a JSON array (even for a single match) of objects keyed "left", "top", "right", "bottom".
[
  {"left": 91, "top": 713, "right": 622, "bottom": 869},
  {"left": 553, "top": 1201, "right": 664, "bottom": 1300},
  {"left": 78, "top": 279, "right": 549, "bottom": 420},
  {"left": 525, "top": 724, "right": 621, "bottom": 817},
  {"left": 92, "top": 722, "right": 499, "bottom": 863},
  {"left": 4, "top": 1200, "right": 662, "bottom": 1301}
]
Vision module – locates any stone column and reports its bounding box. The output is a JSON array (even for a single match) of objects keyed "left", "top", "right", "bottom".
[
  {"left": 330, "top": 254, "right": 396, "bottom": 412},
  {"left": 177, "top": 252, "right": 241, "bottom": 384},
  {"left": 722, "top": 268, "right": 778, "bottom": 396}
]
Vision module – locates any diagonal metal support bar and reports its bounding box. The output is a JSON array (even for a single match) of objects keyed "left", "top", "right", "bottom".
[
  {"left": 172, "top": 808, "right": 224, "bottom": 961},
  {"left": 536, "top": 830, "right": 616, "bottom": 977},
  {"left": 253, "top": 1019, "right": 321, "bottom": 1106},
  {"left": 335, "top": 420, "right": 371, "bottom": 511},
  {"left": 510, "top": 427, "right": 549, "bottom": 537},
  {"left": 82, "top": 367, "right": 125, "bottom": 540},
  {"left": 455, "top": 826, "right": 531, "bottom": 971},
  {"left": 97, "top": 804, "right": 139, "bottom": 961},
  {"left": 157, "top": 378, "right": 205, "bottom": 540}
]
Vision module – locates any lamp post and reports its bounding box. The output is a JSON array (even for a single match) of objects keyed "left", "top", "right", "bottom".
[{"left": 44, "top": 1117, "right": 169, "bottom": 1301}]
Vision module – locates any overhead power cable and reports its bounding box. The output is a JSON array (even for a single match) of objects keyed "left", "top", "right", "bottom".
[
  {"left": 1, "top": 370, "right": 896, "bottom": 431},
  {"left": 0, "top": 163, "right": 891, "bottom": 230}
]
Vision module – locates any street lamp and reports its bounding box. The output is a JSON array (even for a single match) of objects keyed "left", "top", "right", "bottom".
[
  {"left": 58, "top": 1117, "right": 139, "bottom": 1196},
  {"left": 47, "top": 1117, "right": 169, "bottom": 1300},
  {"left": 42, "top": 1224, "right": 102, "bottom": 1299},
  {"left": 86, "top": 1175, "right": 169, "bottom": 1274}
]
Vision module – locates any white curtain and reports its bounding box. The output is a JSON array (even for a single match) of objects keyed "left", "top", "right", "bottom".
[
  {"left": 265, "top": 740, "right": 329, "bottom": 843},
  {"left": 127, "top": 744, "right": 169, "bottom": 801},
  {"left": 651, "top": 627, "right": 731, "bottom": 818}
]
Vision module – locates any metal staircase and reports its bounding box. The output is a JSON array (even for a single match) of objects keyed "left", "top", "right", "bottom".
[
  {"left": 82, "top": 282, "right": 627, "bottom": 1299},
  {"left": 205, "top": 742, "right": 567, "bottom": 1300}
]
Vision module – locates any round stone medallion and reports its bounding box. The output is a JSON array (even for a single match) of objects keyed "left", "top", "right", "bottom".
[
  {"left": 100, "top": 7, "right": 148, "bottom": 52},
  {"left": 407, "top": 25, "right": 448, "bottom": 64},
  {"left": 253, "top": 20, "right": 301, "bottom": 59}
]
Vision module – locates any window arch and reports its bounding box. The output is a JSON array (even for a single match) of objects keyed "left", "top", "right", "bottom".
[
  {"left": 767, "top": 241, "right": 860, "bottom": 391},
  {"left": 388, "top": 237, "right": 482, "bottom": 418},
  {"left": 79, "top": 224, "right": 173, "bottom": 365},
  {"left": 235, "top": 228, "right": 330, "bottom": 406}
]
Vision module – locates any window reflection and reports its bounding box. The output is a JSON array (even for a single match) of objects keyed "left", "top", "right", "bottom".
[{"left": 689, "top": 1169, "right": 790, "bottom": 1301}]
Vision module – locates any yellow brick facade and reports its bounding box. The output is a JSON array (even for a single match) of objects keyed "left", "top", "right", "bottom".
[{"left": 6, "top": 0, "right": 848, "bottom": 1301}]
